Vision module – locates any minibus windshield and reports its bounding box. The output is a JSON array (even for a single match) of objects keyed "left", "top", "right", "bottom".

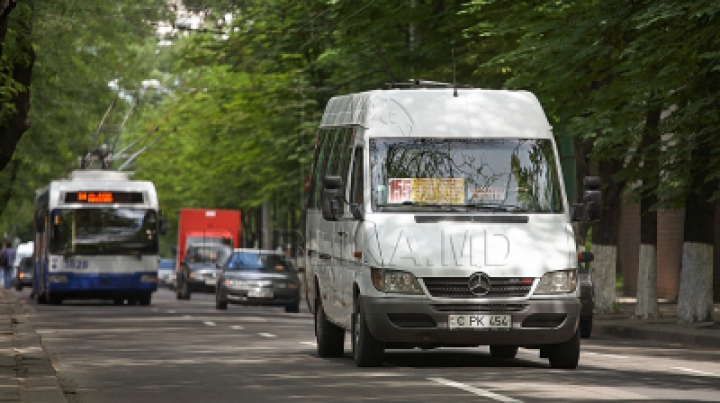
[{"left": 370, "top": 138, "right": 564, "bottom": 213}]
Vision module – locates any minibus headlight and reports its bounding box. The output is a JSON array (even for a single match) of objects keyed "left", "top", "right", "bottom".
[
  {"left": 371, "top": 268, "right": 424, "bottom": 295},
  {"left": 534, "top": 270, "right": 577, "bottom": 295}
]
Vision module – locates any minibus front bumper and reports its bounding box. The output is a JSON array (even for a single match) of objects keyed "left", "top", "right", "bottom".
[{"left": 361, "top": 296, "right": 580, "bottom": 347}]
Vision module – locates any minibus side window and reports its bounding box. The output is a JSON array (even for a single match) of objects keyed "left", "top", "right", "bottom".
[
  {"left": 310, "top": 130, "right": 332, "bottom": 209},
  {"left": 350, "top": 147, "right": 364, "bottom": 205}
]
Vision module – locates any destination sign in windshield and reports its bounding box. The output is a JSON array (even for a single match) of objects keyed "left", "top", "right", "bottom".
[{"left": 64, "top": 191, "right": 144, "bottom": 204}]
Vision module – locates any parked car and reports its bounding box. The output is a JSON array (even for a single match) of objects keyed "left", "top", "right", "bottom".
[
  {"left": 578, "top": 251, "right": 595, "bottom": 338},
  {"left": 13, "top": 256, "right": 33, "bottom": 291},
  {"left": 176, "top": 244, "right": 232, "bottom": 300},
  {"left": 158, "top": 258, "right": 176, "bottom": 288},
  {"left": 215, "top": 249, "right": 301, "bottom": 313}
]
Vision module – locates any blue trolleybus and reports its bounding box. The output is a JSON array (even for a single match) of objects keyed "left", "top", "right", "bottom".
[{"left": 33, "top": 170, "right": 166, "bottom": 305}]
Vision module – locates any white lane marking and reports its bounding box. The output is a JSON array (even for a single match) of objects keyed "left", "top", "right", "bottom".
[
  {"left": 429, "top": 378, "right": 522, "bottom": 403},
  {"left": 231, "top": 325, "right": 244, "bottom": 330},
  {"left": 204, "top": 322, "right": 216, "bottom": 327},
  {"left": 583, "top": 352, "right": 628, "bottom": 359},
  {"left": 259, "top": 333, "right": 276, "bottom": 338},
  {"left": 168, "top": 310, "right": 176, "bottom": 314},
  {"left": 182, "top": 315, "right": 192, "bottom": 319},
  {"left": 300, "top": 341, "right": 316, "bottom": 347},
  {"left": 672, "top": 367, "right": 718, "bottom": 377}
]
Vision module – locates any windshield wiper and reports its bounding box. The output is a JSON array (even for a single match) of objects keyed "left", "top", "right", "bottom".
[{"left": 464, "top": 203, "right": 521, "bottom": 212}]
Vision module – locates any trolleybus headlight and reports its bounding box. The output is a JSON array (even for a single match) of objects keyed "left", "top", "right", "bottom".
[
  {"left": 534, "top": 270, "right": 577, "bottom": 295},
  {"left": 48, "top": 275, "right": 68, "bottom": 283},
  {"left": 140, "top": 275, "right": 157, "bottom": 283},
  {"left": 370, "top": 268, "right": 424, "bottom": 295}
]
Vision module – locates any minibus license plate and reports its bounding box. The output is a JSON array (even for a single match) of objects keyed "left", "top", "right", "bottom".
[
  {"left": 205, "top": 279, "right": 216, "bottom": 286},
  {"left": 449, "top": 314, "right": 511, "bottom": 330}
]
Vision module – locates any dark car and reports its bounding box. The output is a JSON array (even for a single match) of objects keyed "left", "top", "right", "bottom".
[
  {"left": 215, "top": 249, "right": 301, "bottom": 313},
  {"left": 158, "top": 258, "right": 176, "bottom": 288},
  {"left": 578, "top": 251, "right": 594, "bottom": 338},
  {"left": 13, "top": 256, "right": 33, "bottom": 291},
  {"left": 176, "top": 244, "right": 232, "bottom": 300}
]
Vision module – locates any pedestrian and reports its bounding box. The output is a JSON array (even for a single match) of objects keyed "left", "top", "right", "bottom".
[{"left": 0, "top": 241, "right": 15, "bottom": 289}]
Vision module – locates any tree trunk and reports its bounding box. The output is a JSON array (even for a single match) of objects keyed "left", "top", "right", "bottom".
[
  {"left": 591, "top": 158, "right": 624, "bottom": 314},
  {"left": 635, "top": 108, "right": 661, "bottom": 319},
  {"left": 573, "top": 136, "right": 593, "bottom": 248},
  {"left": 0, "top": 0, "right": 33, "bottom": 172},
  {"left": 0, "top": 1, "right": 18, "bottom": 46},
  {"left": 678, "top": 147, "right": 715, "bottom": 322}
]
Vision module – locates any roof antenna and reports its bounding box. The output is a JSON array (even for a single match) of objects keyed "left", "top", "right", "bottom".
[{"left": 452, "top": 48, "right": 458, "bottom": 97}]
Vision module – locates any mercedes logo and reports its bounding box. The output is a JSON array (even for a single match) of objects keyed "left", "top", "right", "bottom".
[{"left": 468, "top": 272, "right": 492, "bottom": 296}]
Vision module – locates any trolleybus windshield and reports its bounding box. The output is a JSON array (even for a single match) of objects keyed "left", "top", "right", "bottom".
[{"left": 50, "top": 208, "right": 159, "bottom": 255}]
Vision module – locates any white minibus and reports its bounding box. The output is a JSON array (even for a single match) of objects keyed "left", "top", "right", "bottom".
[{"left": 304, "top": 81, "right": 601, "bottom": 369}]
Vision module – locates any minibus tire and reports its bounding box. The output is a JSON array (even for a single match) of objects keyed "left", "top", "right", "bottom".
[
  {"left": 315, "top": 298, "right": 344, "bottom": 358},
  {"left": 138, "top": 293, "right": 152, "bottom": 306},
  {"left": 580, "top": 316, "right": 593, "bottom": 338},
  {"left": 548, "top": 330, "right": 580, "bottom": 369},
  {"left": 352, "top": 301, "right": 384, "bottom": 367},
  {"left": 490, "top": 345, "right": 518, "bottom": 359}
]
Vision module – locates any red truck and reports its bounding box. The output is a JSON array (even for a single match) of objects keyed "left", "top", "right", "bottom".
[
  {"left": 175, "top": 209, "right": 242, "bottom": 299},
  {"left": 176, "top": 208, "right": 241, "bottom": 265}
]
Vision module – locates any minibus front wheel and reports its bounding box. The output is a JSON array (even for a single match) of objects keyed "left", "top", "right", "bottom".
[
  {"left": 547, "top": 330, "right": 580, "bottom": 369},
  {"left": 352, "top": 297, "right": 384, "bottom": 367}
]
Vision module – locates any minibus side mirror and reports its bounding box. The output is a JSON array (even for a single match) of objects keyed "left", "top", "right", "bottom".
[
  {"left": 572, "top": 176, "right": 602, "bottom": 222},
  {"left": 322, "top": 176, "right": 343, "bottom": 221}
]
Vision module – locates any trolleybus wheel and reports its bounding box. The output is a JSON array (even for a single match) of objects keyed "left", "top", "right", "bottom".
[
  {"left": 138, "top": 293, "right": 151, "bottom": 306},
  {"left": 47, "top": 294, "right": 62, "bottom": 305}
]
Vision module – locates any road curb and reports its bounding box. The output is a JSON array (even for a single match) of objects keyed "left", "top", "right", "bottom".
[
  {"left": 593, "top": 321, "right": 720, "bottom": 350},
  {"left": 2, "top": 291, "right": 67, "bottom": 403}
]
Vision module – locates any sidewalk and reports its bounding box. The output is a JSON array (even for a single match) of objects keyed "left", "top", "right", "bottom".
[
  {"left": 0, "top": 289, "right": 66, "bottom": 403},
  {"left": 593, "top": 297, "right": 720, "bottom": 349}
]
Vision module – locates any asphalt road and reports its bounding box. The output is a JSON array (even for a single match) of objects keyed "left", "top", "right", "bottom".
[{"left": 15, "top": 288, "right": 720, "bottom": 403}]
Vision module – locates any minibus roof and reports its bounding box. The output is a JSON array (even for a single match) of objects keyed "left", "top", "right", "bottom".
[{"left": 320, "top": 88, "right": 552, "bottom": 139}]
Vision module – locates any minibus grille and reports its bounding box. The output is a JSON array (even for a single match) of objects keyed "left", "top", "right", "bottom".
[
  {"left": 432, "top": 304, "right": 528, "bottom": 313},
  {"left": 422, "top": 277, "right": 533, "bottom": 298}
]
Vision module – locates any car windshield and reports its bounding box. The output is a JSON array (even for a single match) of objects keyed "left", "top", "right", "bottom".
[
  {"left": 370, "top": 138, "right": 564, "bottom": 213},
  {"left": 225, "top": 252, "right": 293, "bottom": 272},
  {"left": 158, "top": 259, "right": 175, "bottom": 269},
  {"left": 50, "top": 208, "right": 159, "bottom": 255},
  {"left": 185, "top": 245, "right": 232, "bottom": 266},
  {"left": 186, "top": 236, "right": 233, "bottom": 248}
]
